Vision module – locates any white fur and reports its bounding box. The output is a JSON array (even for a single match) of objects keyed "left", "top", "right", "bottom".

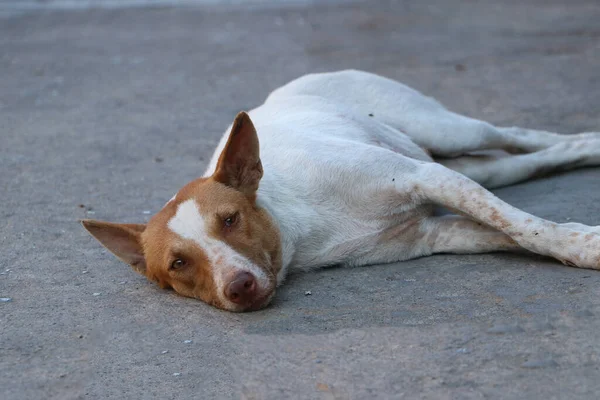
[
  {"left": 195, "top": 70, "right": 600, "bottom": 279},
  {"left": 168, "top": 199, "right": 271, "bottom": 304}
]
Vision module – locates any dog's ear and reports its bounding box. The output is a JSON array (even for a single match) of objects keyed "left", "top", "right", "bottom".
[
  {"left": 81, "top": 219, "right": 147, "bottom": 275},
  {"left": 213, "top": 111, "right": 263, "bottom": 197}
]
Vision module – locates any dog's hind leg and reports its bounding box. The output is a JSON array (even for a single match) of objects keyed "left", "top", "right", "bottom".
[
  {"left": 437, "top": 138, "right": 600, "bottom": 188},
  {"left": 392, "top": 162, "right": 600, "bottom": 269},
  {"left": 414, "top": 117, "right": 600, "bottom": 157},
  {"left": 495, "top": 127, "right": 600, "bottom": 153},
  {"left": 385, "top": 111, "right": 600, "bottom": 157}
]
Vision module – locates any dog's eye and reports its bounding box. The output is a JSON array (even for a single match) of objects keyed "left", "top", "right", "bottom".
[
  {"left": 170, "top": 259, "right": 187, "bottom": 270},
  {"left": 224, "top": 213, "right": 238, "bottom": 228}
]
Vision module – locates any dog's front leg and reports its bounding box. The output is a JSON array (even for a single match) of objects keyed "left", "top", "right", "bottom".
[{"left": 409, "top": 163, "right": 600, "bottom": 269}]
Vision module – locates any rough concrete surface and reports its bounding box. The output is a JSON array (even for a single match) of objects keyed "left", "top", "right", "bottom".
[{"left": 1, "top": 0, "right": 600, "bottom": 399}]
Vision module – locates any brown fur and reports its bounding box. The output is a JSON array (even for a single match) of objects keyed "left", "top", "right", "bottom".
[{"left": 82, "top": 112, "right": 282, "bottom": 311}]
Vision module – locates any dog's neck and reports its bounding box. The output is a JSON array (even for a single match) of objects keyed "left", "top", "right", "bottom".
[{"left": 254, "top": 176, "right": 304, "bottom": 284}]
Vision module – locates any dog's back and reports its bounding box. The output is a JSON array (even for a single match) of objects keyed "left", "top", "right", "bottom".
[{"left": 204, "top": 70, "right": 434, "bottom": 178}]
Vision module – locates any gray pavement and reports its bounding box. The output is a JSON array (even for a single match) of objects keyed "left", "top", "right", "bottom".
[{"left": 1, "top": 0, "right": 600, "bottom": 399}]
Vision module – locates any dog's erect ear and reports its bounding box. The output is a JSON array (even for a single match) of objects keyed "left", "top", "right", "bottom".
[
  {"left": 81, "top": 219, "right": 147, "bottom": 275},
  {"left": 213, "top": 111, "right": 263, "bottom": 197}
]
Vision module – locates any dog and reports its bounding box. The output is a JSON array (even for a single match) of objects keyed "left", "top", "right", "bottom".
[{"left": 82, "top": 70, "right": 600, "bottom": 312}]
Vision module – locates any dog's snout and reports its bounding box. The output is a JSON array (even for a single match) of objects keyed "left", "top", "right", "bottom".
[{"left": 224, "top": 271, "right": 257, "bottom": 304}]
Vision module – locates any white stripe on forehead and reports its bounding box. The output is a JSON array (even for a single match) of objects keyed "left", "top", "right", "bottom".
[
  {"left": 167, "top": 199, "right": 269, "bottom": 291},
  {"left": 168, "top": 199, "right": 222, "bottom": 258}
]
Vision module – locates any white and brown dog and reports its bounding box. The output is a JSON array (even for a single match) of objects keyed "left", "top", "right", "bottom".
[{"left": 83, "top": 70, "right": 600, "bottom": 312}]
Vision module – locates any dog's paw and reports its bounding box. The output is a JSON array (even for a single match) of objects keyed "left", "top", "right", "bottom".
[{"left": 551, "top": 223, "right": 600, "bottom": 270}]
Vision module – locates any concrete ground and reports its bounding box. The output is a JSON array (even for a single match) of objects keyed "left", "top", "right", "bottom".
[{"left": 1, "top": 0, "right": 600, "bottom": 398}]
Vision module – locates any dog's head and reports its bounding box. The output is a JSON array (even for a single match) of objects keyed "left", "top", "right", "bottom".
[{"left": 82, "top": 112, "right": 282, "bottom": 312}]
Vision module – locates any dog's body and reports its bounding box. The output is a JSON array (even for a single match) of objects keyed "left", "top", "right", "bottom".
[{"left": 83, "top": 70, "right": 600, "bottom": 312}]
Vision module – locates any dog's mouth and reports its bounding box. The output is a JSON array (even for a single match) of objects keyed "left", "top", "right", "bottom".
[
  {"left": 242, "top": 267, "right": 278, "bottom": 311},
  {"left": 221, "top": 284, "right": 275, "bottom": 312},
  {"left": 245, "top": 290, "right": 276, "bottom": 312}
]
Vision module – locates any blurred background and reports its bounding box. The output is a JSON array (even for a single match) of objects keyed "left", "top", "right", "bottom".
[{"left": 1, "top": 1, "right": 599, "bottom": 399}]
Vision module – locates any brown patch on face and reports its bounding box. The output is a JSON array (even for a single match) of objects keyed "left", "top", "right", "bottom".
[
  {"left": 570, "top": 232, "right": 580, "bottom": 237},
  {"left": 215, "top": 189, "right": 280, "bottom": 273},
  {"left": 195, "top": 178, "right": 282, "bottom": 283},
  {"left": 138, "top": 194, "right": 219, "bottom": 308},
  {"left": 140, "top": 177, "right": 282, "bottom": 311}
]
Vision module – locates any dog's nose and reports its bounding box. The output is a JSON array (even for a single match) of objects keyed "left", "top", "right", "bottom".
[{"left": 224, "top": 271, "right": 256, "bottom": 304}]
